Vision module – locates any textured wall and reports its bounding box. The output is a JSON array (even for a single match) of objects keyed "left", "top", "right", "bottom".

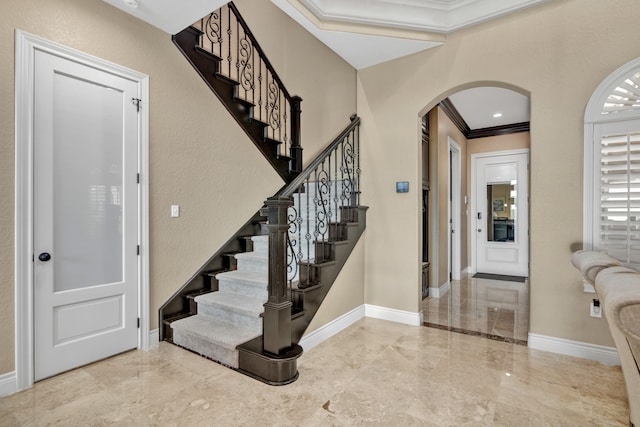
[
  {"left": 435, "top": 107, "right": 469, "bottom": 287},
  {"left": 359, "top": 0, "right": 640, "bottom": 346},
  {"left": 0, "top": 0, "right": 356, "bottom": 376}
]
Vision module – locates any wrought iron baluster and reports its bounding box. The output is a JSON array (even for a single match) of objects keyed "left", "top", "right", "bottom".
[
  {"left": 267, "top": 75, "right": 280, "bottom": 141},
  {"left": 305, "top": 175, "right": 311, "bottom": 264},
  {"left": 251, "top": 38, "right": 255, "bottom": 106},
  {"left": 340, "top": 140, "right": 345, "bottom": 208},
  {"left": 296, "top": 187, "right": 302, "bottom": 265},
  {"left": 328, "top": 151, "right": 333, "bottom": 225},
  {"left": 356, "top": 124, "right": 361, "bottom": 206},
  {"left": 283, "top": 99, "right": 288, "bottom": 158},
  {"left": 318, "top": 159, "right": 330, "bottom": 241},
  {"left": 313, "top": 167, "right": 319, "bottom": 246},
  {"left": 236, "top": 18, "right": 240, "bottom": 89},
  {"left": 238, "top": 28, "right": 253, "bottom": 98},
  {"left": 258, "top": 58, "right": 263, "bottom": 123},
  {"left": 333, "top": 146, "right": 338, "bottom": 222},
  {"left": 278, "top": 89, "right": 282, "bottom": 143},
  {"left": 287, "top": 205, "right": 299, "bottom": 284},
  {"left": 227, "top": 6, "right": 232, "bottom": 77}
]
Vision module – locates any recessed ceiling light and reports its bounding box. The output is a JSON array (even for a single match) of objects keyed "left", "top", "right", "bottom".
[
  {"left": 492, "top": 112, "right": 503, "bottom": 118},
  {"left": 123, "top": 0, "right": 139, "bottom": 8}
]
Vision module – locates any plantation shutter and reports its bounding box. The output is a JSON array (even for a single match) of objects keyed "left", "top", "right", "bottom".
[{"left": 597, "top": 126, "right": 640, "bottom": 266}]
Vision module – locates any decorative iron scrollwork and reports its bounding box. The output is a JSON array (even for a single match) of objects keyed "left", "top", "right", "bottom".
[
  {"left": 287, "top": 206, "right": 300, "bottom": 282},
  {"left": 193, "top": 3, "right": 297, "bottom": 156},
  {"left": 204, "top": 12, "right": 222, "bottom": 45},
  {"left": 281, "top": 118, "right": 361, "bottom": 290},
  {"left": 267, "top": 82, "right": 281, "bottom": 131},
  {"left": 237, "top": 37, "right": 254, "bottom": 92}
]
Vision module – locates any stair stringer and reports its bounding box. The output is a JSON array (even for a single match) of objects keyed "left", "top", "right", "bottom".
[
  {"left": 172, "top": 26, "right": 295, "bottom": 183},
  {"left": 159, "top": 208, "right": 267, "bottom": 341}
]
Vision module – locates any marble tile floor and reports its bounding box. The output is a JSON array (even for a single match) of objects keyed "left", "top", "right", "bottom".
[
  {"left": 423, "top": 275, "right": 529, "bottom": 344},
  {"left": 0, "top": 317, "right": 629, "bottom": 426}
]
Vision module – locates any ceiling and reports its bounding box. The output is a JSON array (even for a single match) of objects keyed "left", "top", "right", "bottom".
[
  {"left": 449, "top": 87, "right": 530, "bottom": 130},
  {"left": 102, "top": 0, "right": 534, "bottom": 128}
]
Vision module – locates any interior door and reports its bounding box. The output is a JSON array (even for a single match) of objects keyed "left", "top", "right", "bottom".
[
  {"left": 33, "top": 49, "right": 139, "bottom": 380},
  {"left": 474, "top": 152, "right": 529, "bottom": 276}
]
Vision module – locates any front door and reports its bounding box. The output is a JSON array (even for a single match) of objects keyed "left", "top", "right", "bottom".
[
  {"left": 474, "top": 151, "right": 529, "bottom": 276},
  {"left": 33, "top": 49, "right": 140, "bottom": 380}
]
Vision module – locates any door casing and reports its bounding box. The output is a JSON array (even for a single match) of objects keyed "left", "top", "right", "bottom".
[
  {"left": 15, "top": 30, "right": 150, "bottom": 391},
  {"left": 448, "top": 138, "right": 462, "bottom": 281}
]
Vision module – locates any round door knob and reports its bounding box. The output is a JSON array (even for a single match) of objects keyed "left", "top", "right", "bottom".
[
  {"left": 477, "top": 229, "right": 482, "bottom": 232},
  {"left": 38, "top": 252, "right": 51, "bottom": 262}
]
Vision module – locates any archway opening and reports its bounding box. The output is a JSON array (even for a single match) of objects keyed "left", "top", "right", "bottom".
[{"left": 420, "top": 84, "right": 531, "bottom": 344}]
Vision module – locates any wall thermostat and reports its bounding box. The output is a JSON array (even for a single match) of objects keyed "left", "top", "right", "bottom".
[{"left": 396, "top": 181, "right": 409, "bottom": 193}]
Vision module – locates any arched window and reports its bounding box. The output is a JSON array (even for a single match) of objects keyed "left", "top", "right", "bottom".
[{"left": 584, "top": 58, "right": 640, "bottom": 267}]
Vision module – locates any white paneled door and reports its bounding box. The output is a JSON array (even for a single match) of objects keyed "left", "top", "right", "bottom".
[
  {"left": 33, "top": 49, "right": 140, "bottom": 380},
  {"left": 474, "top": 151, "right": 529, "bottom": 277}
]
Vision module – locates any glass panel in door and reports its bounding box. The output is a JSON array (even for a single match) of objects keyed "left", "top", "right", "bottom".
[
  {"left": 486, "top": 182, "right": 516, "bottom": 242},
  {"left": 52, "top": 72, "right": 124, "bottom": 292}
]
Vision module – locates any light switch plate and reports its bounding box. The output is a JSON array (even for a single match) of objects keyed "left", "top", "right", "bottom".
[{"left": 171, "top": 205, "right": 180, "bottom": 217}]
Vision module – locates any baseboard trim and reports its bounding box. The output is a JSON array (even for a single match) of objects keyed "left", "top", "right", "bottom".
[
  {"left": 429, "top": 281, "right": 451, "bottom": 299},
  {"left": 528, "top": 333, "right": 621, "bottom": 366},
  {"left": 148, "top": 328, "right": 159, "bottom": 349},
  {"left": 0, "top": 371, "right": 17, "bottom": 397},
  {"left": 299, "top": 305, "right": 365, "bottom": 352},
  {"left": 461, "top": 267, "right": 471, "bottom": 276},
  {"left": 365, "top": 304, "right": 423, "bottom": 326},
  {"left": 298, "top": 304, "right": 423, "bottom": 352}
]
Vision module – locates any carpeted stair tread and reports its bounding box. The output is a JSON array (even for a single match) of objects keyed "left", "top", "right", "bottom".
[
  {"left": 234, "top": 251, "right": 268, "bottom": 262},
  {"left": 195, "top": 291, "right": 265, "bottom": 317},
  {"left": 216, "top": 269, "right": 268, "bottom": 284},
  {"left": 234, "top": 251, "right": 268, "bottom": 274},
  {"left": 171, "top": 314, "right": 261, "bottom": 367}
]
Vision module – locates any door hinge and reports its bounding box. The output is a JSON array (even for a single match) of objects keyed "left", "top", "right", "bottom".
[
  {"left": 137, "top": 317, "right": 140, "bottom": 328},
  {"left": 137, "top": 173, "right": 140, "bottom": 184},
  {"left": 131, "top": 97, "right": 142, "bottom": 112},
  {"left": 137, "top": 245, "right": 140, "bottom": 255}
]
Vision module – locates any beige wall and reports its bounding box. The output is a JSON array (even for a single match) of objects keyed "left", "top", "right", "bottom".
[
  {"left": 467, "top": 132, "right": 530, "bottom": 157},
  {"left": 359, "top": 0, "right": 640, "bottom": 345},
  {"left": 434, "top": 107, "right": 469, "bottom": 286},
  {"left": 0, "top": 0, "right": 356, "bottom": 376},
  {"left": 305, "top": 237, "right": 365, "bottom": 334}
]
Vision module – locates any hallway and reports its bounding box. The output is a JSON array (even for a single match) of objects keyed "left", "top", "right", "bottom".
[{"left": 423, "top": 274, "right": 529, "bottom": 345}]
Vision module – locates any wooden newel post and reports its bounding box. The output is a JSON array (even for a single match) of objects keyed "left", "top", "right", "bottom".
[
  {"left": 263, "top": 196, "right": 293, "bottom": 355},
  {"left": 289, "top": 95, "right": 303, "bottom": 174}
]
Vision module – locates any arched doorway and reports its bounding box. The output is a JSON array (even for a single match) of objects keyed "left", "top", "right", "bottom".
[{"left": 420, "top": 85, "right": 531, "bottom": 344}]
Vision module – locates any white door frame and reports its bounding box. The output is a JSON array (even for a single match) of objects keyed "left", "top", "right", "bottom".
[
  {"left": 448, "top": 138, "right": 461, "bottom": 281},
  {"left": 470, "top": 148, "right": 529, "bottom": 275},
  {"left": 15, "top": 30, "right": 150, "bottom": 391}
]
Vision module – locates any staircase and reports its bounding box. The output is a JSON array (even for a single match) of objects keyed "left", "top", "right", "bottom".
[
  {"left": 172, "top": 2, "right": 302, "bottom": 182},
  {"left": 170, "top": 236, "right": 268, "bottom": 368},
  {"left": 160, "top": 2, "right": 366, "bottom": 386}
]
